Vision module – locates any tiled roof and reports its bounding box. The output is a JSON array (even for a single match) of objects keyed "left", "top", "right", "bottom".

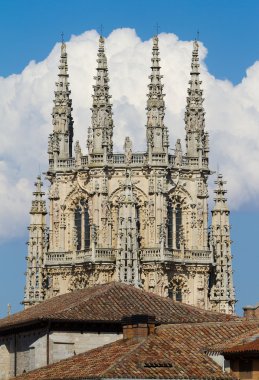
[
  {"left": 13, "top": 320, "right": 259, "bottom": 380},
  {"left": 0, "top": 282, "right": 237, "bottom": 331},
  {"left": 223, "top": 337, "right": 259, "bottom": 354},
  {"left": 206, "top": 325, "right": 259, "bottom": 353}
]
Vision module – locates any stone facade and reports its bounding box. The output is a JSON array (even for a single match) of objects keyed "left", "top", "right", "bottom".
[
  {"left": 23, "top": 35, "right": 236, "bottom": 313},
  {"left": 0, "top": 328, "right": 121, "bottom": 379}
]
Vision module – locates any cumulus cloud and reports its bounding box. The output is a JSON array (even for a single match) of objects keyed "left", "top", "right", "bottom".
[{"left": 0, "top": 28, "right": 258, "bottom": 240}]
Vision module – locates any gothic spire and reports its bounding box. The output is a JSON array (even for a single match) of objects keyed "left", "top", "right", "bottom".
[
  {"left": 87, "top": 35, "right": 114, "bottom": 158},
  {"left": 185, "top": 40, "right": 207, "bottom": 158},
  {"left": 24, "top": 176, "right": 47, "bottom": 308},
  {"left": 210, "top": 173, "right": 236, "bottom": 314},
  {"left": 48, "top": 39, "right": 74, "bottom": 162},
  {"left": 213, "top": 174, "right": 229, "bottom": 212},
  {"left": 146, "top": 35, "right": 169, "bottom": 156}
]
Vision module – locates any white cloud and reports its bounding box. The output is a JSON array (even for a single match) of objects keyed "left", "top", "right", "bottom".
[{"left": 0, "top": 28, "right": 258, "bottom": 240}]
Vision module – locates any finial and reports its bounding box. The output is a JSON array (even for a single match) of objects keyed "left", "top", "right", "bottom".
[
  {"left": 99, "top": 24, "right": 104, "bottom": 37},
  {"left": 99, "top": 34, "right": 105, "bottom": 50},
  {"left": 60, "top": 32, "right": 66, "bottom": 55},
  {"left": 35, "top": 175, "right": 43, "bottom": 194},
  {"left": 7, "top": 304, "right": 11, "bottom": 316},
  {"left": 196, "top": 29, "right": 200, "bottom": 42}
]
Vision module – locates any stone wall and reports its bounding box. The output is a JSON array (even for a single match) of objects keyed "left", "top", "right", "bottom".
[{"left": 0, "top": 329, "right": 122, "bottom": 379}]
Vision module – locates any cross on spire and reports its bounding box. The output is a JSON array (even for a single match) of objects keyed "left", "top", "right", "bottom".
[
  {"left": 154, "top": 23, "right": 160, "bottom": 36},
  {"left": 196, "top": 29, "right": 200, "bottom": 41}
]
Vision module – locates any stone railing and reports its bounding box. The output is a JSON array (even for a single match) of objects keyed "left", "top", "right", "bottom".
[
  {"left": 140, "top": 248, "right": 162, "bottom": 261},
  {"left": 44, "top": 252, "right": 73, "bottom": 265},
  {"left": 168, "top": 155, "right": 209, "bottom": 169},
  {"left": 44, "top": 249, "right": 116, "bottom": 265},
  {"left": 151, "top": 153, "right": 167, "bottom": 164},
  {"left": 141, "top": 248, "right": 212, "bottom": 263},
  {"left": 49, "top": 153, "right": 209, "bottom": 172},
  {"left": 108, "top": 153, "right": 146, "bottom": 165},
  {"left": 95, "top": 248, "right": 116, "bottom": 262},
  {"left": 75, "top": 250, "right": 92, "bottom": 263},
  {"left": 164, "top": 249, "right": 212, "bottom": 263},
  {"left": 45, "top": 248, "right": 212, "bottom": 266}
]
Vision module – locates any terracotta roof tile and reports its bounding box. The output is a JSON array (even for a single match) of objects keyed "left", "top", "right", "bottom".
[
  {"left": 0, "top": 282, "right": 237, "bottom": 331},
  {"left": 12, "top": 320, "right": 259, "bottom": 380},
  {"left": 223, "top": 337, "right": 259, "bottom": 354}
]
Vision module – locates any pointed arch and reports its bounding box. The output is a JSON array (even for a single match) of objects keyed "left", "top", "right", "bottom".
[
  {"left": 74, "top": 199, "right": 91, "bottom": 251},
  {"left": 167, "top": 185, "right": 192, "bottom": 250}
]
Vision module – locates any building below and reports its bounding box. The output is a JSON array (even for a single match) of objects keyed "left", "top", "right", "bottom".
[
  {"left": 23, "top": 34, "right": 236, "bottom": 314},
  {"left": 10, "top": 307, "right": 259, "bottom": 380},
  {"left": 0, "top": 282, "right": 237, "bottom": 379}
]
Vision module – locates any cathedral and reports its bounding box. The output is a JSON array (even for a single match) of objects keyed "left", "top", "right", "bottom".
[{"left": 23, "top": 34, "right": 236, "bottom": 314}]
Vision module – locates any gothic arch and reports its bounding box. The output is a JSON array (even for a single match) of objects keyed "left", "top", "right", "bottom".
[
  {"left": 64, "top": 185, "right": 91, "bottom": 212},
  {"left": 166, "top": 185, "right": 192, "bottom": 250},
  {"left": 168, "top": 274, "right": 189, "bottom": 301},
  {"left": 167, "top": 184, "right": 193, "bottom": 209},
  {"left": 109, "top": 185, "right": 148, "bottom": 207}
]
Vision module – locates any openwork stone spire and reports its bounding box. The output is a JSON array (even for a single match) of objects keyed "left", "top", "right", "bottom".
[
  {"left": 30, "top": 176, "right": 47, "bottom": 214},
  {"left": 213, "top": 174, "right": 228, "bottom": 211},
  {"left": 185, "top": 40, "right": 208, "bottom": 159},
  {"left": 146, "top": 35, "right": 169, "bottom": 155},
  {"left": 48, "top": 40, "right": 74, "bottom": 161},
  {"left": 210, "top": 174, "right": 236, "bottom": 314},
  {"left": 24, "top": 176, "right": 47, "bottom": 308},
  {"left": 87, "top": 35, "right": 114, "bottom": 158}
]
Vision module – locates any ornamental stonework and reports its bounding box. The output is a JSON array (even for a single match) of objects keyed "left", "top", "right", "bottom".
[{"left": 23, "top": 35, "right": 236, "bottom": 314}]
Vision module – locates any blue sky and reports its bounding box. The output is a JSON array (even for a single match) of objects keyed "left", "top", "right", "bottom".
[{"left": 0, "top": 0, "right": 258, "bottom": 316}]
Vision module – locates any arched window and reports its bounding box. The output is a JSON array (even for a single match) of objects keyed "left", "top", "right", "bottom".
[
  {"left": 74, "top": 200, "right": 90, "bottom": 251},
  {"left": 136, "top": 206, "right": 141, "bottom": 247},
  {"left": 175, "top": 205, "right": 182, "bottom": 249},
  {"left": 167, "top": 203, "right": 173, "bottom": 249},
  {"left": 75, "top": 207, "right": 82, "bottom": 250},
  {"left": 167, "top": 202, "right": 182, "bottom": 249},
  {"left": 84, "top": 208, "right": 90, "bottom": 249},
  {"left": 168, "top": 287, "right": 182, "bottom": 302},
  {"left": 175, "top": 288, "right": 182, "bottom": 302}
]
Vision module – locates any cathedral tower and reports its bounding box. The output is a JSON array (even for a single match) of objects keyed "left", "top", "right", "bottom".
[{"left": 24, "top": 34, "right": 236, "bottom": 313}]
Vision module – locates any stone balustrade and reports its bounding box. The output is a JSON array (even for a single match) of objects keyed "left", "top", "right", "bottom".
[
  {"left": 45, "top": 248, "right": 212, "bottom": 266},
  {"left": 49, "top": 153, "right": 209, "bottom": 172}
]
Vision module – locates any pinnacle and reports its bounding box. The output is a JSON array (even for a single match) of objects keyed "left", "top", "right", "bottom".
[
  {"left": 96, "top": 35, "right": 108, "bottom": 70},
  {"left": 88, "top": 35, "right": 114, "bottom": 155},
  {"left": 191, "top": 39, "right": 200, "bottom": 75},
  {"left": 184, "top": 39, "right": 206, "bottom": 157},
  {"left": 33, "top": 175, "right": 45, "bottom": 199},
  {"left": 151, "top": 35, "right": 160, "bottom": 69},
  {"left": 146, "top": 35, "right": 165, "bottom": 110},
  {"left": 99, "top": 35, "right": 105, "bottom": 50},
  {"left": 35, "top": 175, "right": 43, "bottom": 191},
  {"left": 31, "top": 176, "right": 47, "bottom": 215},
  {"left": 146, "top": 35, "right": 168, "bottom": 152},
  {"left": 213, "top": 173, "right": 229, "bottom": 211}
]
